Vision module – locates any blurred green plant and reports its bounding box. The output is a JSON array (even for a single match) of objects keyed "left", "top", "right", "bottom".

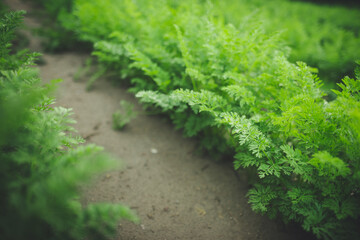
[
  {"left": 24, "top": 0, "right": 89, "bottom": 51},
  {"left": 112, "top": 100, "right": 137, "bottom": 130},
  {"left": 27, "top": 0, "right": 360, "bottom": 82},
  {"left": 215, "top": 0, "right": 360, "bottom": 83},
  {"left": 0, "top": 11, "right": 138, "bottom": 240}
]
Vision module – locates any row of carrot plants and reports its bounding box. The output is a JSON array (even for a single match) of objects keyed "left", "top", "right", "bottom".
[
  {"left": 30, "top": 0, "right": 360, "bottom": 83},
  {"left": 0, "top": 11, "right": 137, "bottom": 240},
  {"left": 212, "top": 0, "right": 360, "bottom": 83},
  {"left": 28, "top": 0, "right": 360, "bottom": 239}
]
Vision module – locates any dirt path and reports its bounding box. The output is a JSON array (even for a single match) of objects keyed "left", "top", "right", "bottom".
[{"left": 6, "top": 1, "right": 315, "bottom": 239}]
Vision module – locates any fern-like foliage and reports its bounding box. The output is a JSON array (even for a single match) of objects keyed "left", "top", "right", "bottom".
[
  {"left": 31, "top": 0, "right": 360, "bottom": 238},
  {"left": 0, "top": 11, "right": 137, "bottom": 240}
]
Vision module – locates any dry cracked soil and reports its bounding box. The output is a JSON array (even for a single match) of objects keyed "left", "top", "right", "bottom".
[{"left": 5, "top": 1, "right": 316, "bottom": 239}]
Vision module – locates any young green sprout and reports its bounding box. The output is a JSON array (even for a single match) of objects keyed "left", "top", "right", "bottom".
[{"left": 112, "top": 100, "right": 137, "bottom": 130}]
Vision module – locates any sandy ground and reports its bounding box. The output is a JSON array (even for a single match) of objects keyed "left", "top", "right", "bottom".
[{"left": 5, "top": 1, "right": 316, "bottom": 239}]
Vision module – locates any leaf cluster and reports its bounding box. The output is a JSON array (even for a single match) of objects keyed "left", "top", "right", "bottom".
[
  {"left": 213, "top": 0, "right": 360, "bottom": 82},
  {"left": 0, "top": 11, "right": 137, "bottom": 240},
  {"left": 25, "top": 0, "right": 360, "bottom": 82}
]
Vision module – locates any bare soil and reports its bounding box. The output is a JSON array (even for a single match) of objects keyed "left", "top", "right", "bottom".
[{"left": 5, "top": 1, "right": 316, "bottom": 239}]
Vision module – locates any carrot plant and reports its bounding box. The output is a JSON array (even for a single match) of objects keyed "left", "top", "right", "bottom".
[
  {"left": 21, "top": 0, "right": 360, "bottom": 239},
  {"left": 112, "top": 100, "right": 137, "bottom": 130},
  {"left": 0, "top": 11, "right": 138, "bottom": 240},
  {"left": 213, "top": 0, "right": 360, "bottom": 82},
  {"left": 27, "top": 0, "right": 360, "bottom": 82}
]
